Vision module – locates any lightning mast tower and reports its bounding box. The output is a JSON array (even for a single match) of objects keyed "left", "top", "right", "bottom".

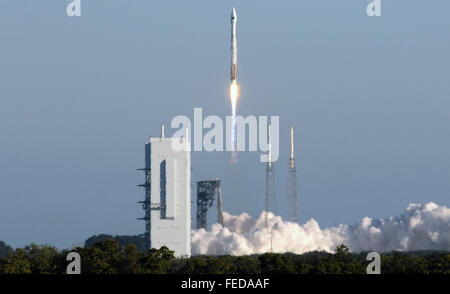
[
  {"left": 287, "top": 126, "right": 298, "bottom": 223},
  {"left": 265, "top": 124, "right": 277, "bottom": 227}
]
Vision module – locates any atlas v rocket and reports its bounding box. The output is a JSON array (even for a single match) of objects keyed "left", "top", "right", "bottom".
[{"left": 230, "top": 8, "right": 237, "bottom": 83}]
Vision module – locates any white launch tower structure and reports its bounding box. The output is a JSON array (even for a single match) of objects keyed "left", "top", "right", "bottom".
[{"left": 139, "top": 126, "right": 191, "bottom": 257}]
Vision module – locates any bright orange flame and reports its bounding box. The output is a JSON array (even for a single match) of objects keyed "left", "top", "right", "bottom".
[{"left": 230, "top": 81, "right": 239, "bottom": 110}]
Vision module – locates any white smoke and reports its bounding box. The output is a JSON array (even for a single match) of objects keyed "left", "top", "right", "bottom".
[{"left": 191, "top": 202, "right": 450, "bottom": 255}]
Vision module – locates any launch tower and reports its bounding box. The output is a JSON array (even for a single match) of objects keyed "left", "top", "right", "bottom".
[
  {"left": 138, "top": 126, "right": 191, "bottom": 257},
  {"left": 196, "top": 179, "right": 223, "bottom": 230}
]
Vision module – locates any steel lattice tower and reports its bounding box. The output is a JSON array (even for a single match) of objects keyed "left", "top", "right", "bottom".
[
  {"left": 137, "top": 167, "right": 151, "bottom": 250},
  {"left": 265, "top": 124, "right": 277, "bottom": 227},
  {"left": 287, "top": 126, "right": 298, "bottom": 223},
  {"left": 196, "top": 179, "right": 223, "bottom": 230}
]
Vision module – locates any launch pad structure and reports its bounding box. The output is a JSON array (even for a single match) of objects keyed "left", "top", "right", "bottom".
[
  {"left": 137, "top": 166, "right": 151, "bottom": 251},
  {"left": 133, "top": 8, "right": 303, "bottom": 259},
  {"left": 138, "top": 126, "right": 191, "bottom": 257},
  {"left": 196, "top": 179, "right": 223, "bottom": 230}
]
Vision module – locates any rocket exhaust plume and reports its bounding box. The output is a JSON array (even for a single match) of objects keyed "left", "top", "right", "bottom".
[
  {"left": 230, "top": 8, "right": 239, "bottom": 162},
  {"left": 230, "top": 81, "right": 239, "bottom": 111},
  {"left": 230, "top": 81, "right": 239, "bottom": 161},
  {"left": 192, "top": 202, "right": 450, "bottom": 255}
]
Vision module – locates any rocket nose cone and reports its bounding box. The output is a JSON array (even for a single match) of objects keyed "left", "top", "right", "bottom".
[{"left": 231, "top": 8, "right": 237, "bottom": 20}]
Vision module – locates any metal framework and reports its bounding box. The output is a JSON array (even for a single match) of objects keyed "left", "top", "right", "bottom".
[
  {"left": 137, "top": 167, "right": 151, "bottom": 250},
  {"left": 137, "top": 166, "right": 169, "bottom": 250},
  {"left": 287, "top": 126, "right": 298, "bottom": 223},
  {"left": 196, "top": 179, "right": 223, "bottom": 230},
  {"left": 266, "top": 163, "right": 277, "bottom": 227},
  {"left": 265, "top": 124, "right": 277, "bottom": 227}
]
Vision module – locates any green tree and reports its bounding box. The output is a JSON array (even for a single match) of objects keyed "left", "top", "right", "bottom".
[
  {"left": 0, "top": 241, "right": 13, "bottom": 258},
  {"left": 258, "top": 253, "right": 296, "bottom": 274},
  {"left": 229, "top": 256, "right": 260, "bottom": 274},
  {"left": 335, "top": 244, "right": 350, "bottom": 256},
  {"left": 76, "top": 238, "right": 121, "bottom": 274},
  {"left": 0, "top": 248, "right": 32, "bottom": 274},
  {"left": 140, "top": 246, "right": 175, "bottom": 274},
  {"left": 25, "top": 244, "right": 60, "bottom": 274},
  {"left": 117, "top": 244, "right": 142, "bottom": 274},
  {"left": 85, "top": 234, "right": 146, "bottom": 252}
]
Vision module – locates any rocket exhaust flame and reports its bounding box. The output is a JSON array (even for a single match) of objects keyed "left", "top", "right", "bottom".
[
  {"left": 230, "top": 81, "right": 239, "bottom": 112},
  {"left": 230, "top": 81, "right": 239, "bottom": 162}
]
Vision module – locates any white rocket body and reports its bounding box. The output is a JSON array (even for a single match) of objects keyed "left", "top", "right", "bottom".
[{"left": 231, "top": 8, "right": 237, "bottom": 82}]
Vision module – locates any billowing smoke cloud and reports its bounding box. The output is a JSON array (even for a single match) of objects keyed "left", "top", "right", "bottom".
[{"left": 191, "top": 202, "right": 450, "bottom": 255}]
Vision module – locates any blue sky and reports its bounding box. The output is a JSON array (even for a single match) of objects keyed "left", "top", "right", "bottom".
[{"left": 0, "top": 0, "right": 449, "bottom": 248}]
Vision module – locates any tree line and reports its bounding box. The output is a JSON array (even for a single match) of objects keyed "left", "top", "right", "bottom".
[{"left": 0, "top": 239, "right": 449, "bottom": 274}]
